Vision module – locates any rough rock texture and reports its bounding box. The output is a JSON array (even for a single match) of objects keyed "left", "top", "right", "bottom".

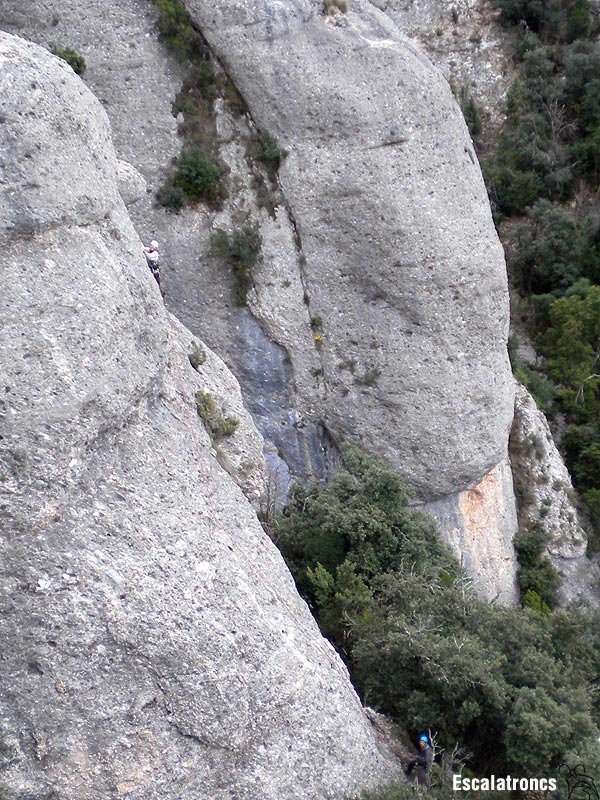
[
  {"left": 183, "top": 0, "right": 515, "bottom": 498},
  {"left": 0, "top": 0, "right": 332, "bottom": 485},
  {"left": 0, "top": 0, "right": 519, "bottom": 602},
  {"left": 182, "top": 0, "right": 519, "bottom": 601},
  {"left": 0, "top": 33, "right": 399, "bottom": 800},
  {"left": 511, "top": 385, "right": 600, "bottom": 606},
  {"left": 374, "top": 0, "right": 515, "bottom": 130},
  {"left": 424, "top": 458, "right": 518, "bottom": 604},
  {"left": 117, "top": 159, "right": 147, "bottom": 207}
]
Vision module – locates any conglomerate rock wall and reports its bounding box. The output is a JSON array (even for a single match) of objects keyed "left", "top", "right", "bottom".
[
  {"left": 0, "top": 33, "right": 399, "bottom": 800},
  {"left": 183, "top": 0, "right": 516, "bottom": 500},
  {"left": 0, "top": 1, "right": 518, "bottom": 594}
]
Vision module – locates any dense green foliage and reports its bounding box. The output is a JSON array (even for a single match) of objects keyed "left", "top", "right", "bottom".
[
  {"left": 153, "top": 0, "right": 206, "bottom": 63},
  {"left": 276, "top": 450, "right": 600, "bottom": 785},
  {"left": 513, "top": 525, "right": 560, "bottom": 608},
  {"left": 483, "top": 5, "right": 600, "bottom": 216},
  {"left": 50, "top": 45, "right": 86, "bottom": 76},
  {"left": 157, "top": 148, "right": 225, "bottom": 211},
  {"left": 483, "top": 0, "right": 600, "bottom": 549},
  {"left": 173, "top": 148, "right": 224, "bottom": 202}
]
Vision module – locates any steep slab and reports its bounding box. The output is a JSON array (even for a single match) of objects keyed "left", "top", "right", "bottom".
[{"left": 0, "top": 33, "right": 397, "bottom": 800}]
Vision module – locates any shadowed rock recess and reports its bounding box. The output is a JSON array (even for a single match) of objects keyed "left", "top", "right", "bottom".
[{"left": 0, "top": 34, "right": 398, "bottom": 800}]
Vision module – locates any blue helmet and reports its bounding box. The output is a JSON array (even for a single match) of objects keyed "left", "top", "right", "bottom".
[{"left": 419, "top": 734, "right": 429, "bottom": 744}]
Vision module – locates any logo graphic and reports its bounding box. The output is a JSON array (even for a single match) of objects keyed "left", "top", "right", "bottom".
[{"left": 561, "top": 762, "right": 599, "bottom": 800}]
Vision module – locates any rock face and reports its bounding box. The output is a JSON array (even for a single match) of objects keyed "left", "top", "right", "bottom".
[
  {"left": 0, "top": 33, "right": 398, "bottom": 800},
  {"left": 184, "top": 0, "right": 515, "bottom": 501},
  {"left": 183, "top": 0, "right": 519, "bottom": 601},
  {"left": 0, "top": 0, "right": 519, "bottom": 602},
  {"left": 511, "top": 385, "right": 600, "bottom": 607},
  {"left": 425, "top": 458, "right": 518, "bottom": 603},
  {"left": 372, "top": 0, "right": 515, "bottom": 131}
]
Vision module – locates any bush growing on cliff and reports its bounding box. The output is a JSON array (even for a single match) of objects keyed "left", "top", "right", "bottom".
[
  {"left": 480, "top": 3, "right": 600, "bottom": 552},
  {"left": 173, "top": 147, "right": 225, "bottom": 203},
  {"left": 50, "top": 45, "right": 86, "bottom": 76},
  {"left": 211, "top": 223, "right": 262, "bottom": 305},
  {"left": 155, "top": 181, "right": 187, "bottom": 213},
  {"left": 153, "top": 0, "right": 207, "bottom": 63},
  {"left": 507, "top": 201, "right": 598, "bottom": 295},
  {"left": 275, "top": 448, "right": 600, "bottom": 779},
  {"left": 157, "top": 147, "right": 226, "bottom": 210},
  {"left": 514, "top": 526, "right": 560, "bottom": 607},
  {"left": 195, "top": 391, "right": 238, "bottom": 440},
  {"left": 188, "top": 341, "right": 206, "bottom": 370},
  {"left": 247, "top": 132, "right": 288, "bottom": 181},
  {"left": 492, "top": 0, "right": 590, "bottom": 42}
]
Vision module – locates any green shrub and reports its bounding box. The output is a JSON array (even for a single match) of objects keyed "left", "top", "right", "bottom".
[
  {"left": 153, "top": 0, "right": 206, "bottom": 63},
  {"left": 482, "top": 160, "right": 543, "bottom": 217},
  {"left": 513, "top": 525, "right": 560, "bottom": 607},
  {"left": 50, "top": 45, "right": 86, "bottom": 76},
  {"left": 156, "top": 149, "right": 225, "bottom": 210},
  {"left": 187, "top": 60, "right": 218, "bottom": 100},
  {"left": 492, "top": 0, "right": 563, "bottom": 38},
  {"left": 455, "top": 85, "right": 483, "bottom": 140},
  {"left": 195, "top": 390, "right": 239, "bottom": 440},
  {"left": 173, "top": 147, "right": 225, "bottom": 203},
  {"left": 542, "top": 284, "right": 600, "bottom": 414},
  {"left": 507, "top": 200, "right": 596, "bottom": 294},
  {"left": 522, "top": 588, "right": 552, "bottom": 614},
  {"left": 247, "top": 132, "right": 288, "bottom": 181},
  {"left": 574, "top": 442, "right": 600, "bottom": 489},
  {"left": 211, "top": 224, "right": 262, "bottom": 305},
  {"left": 566, "top": 0, "right": 592, "bottom": 41},
  {"left": 582, "top": 488, "right": 600, "bottom": 551},
  {"left": 514, "top": 365, "right": 556, "bottom": 411},
  {"left": 189, "top": 342, "right": 206, "bottom": 370}
]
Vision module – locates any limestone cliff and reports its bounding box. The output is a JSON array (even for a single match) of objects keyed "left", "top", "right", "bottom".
[
  {"left": 0, "top": 33, "right": 398, "bottom": 800},
  {"left": 0, "top": 0, "right": 518, "bottom": 599}
]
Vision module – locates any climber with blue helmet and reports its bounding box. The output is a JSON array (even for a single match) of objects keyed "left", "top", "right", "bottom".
[{"left": 404, "top": 733, "right": 433, "bottom": 786}]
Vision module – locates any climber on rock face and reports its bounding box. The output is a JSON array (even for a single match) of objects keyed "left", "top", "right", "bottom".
[
  {"left": 404, "top": 733, "right": 433, "bottom": 787},
  {"left": 143, "top": 240, "right": 161, "bottom": 288}
]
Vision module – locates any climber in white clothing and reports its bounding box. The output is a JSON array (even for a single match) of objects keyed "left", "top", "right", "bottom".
[{"left": 143, "top": 240, "right": 161, "bottom": 291}]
